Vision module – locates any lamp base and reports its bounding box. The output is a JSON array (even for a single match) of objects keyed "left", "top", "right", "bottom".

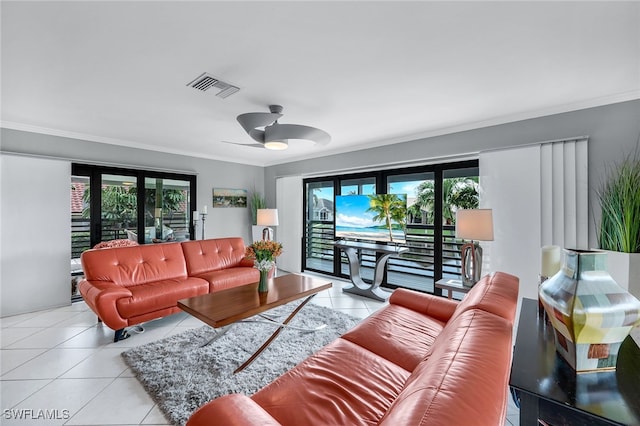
[
  {"left": 460, "top": 241, "right": 483, "bottom": 287},
  {"left": 261, "top": 227, "right": 273, "bottom": 241}
]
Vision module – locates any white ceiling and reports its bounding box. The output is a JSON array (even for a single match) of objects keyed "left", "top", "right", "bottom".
[{"left": 2, "top": 1, "right": 639, "bottom": 167}]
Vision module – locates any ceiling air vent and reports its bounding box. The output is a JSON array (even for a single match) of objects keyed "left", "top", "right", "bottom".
[{"left": 186, "top": 72, "right": 240, "bottom": 99}]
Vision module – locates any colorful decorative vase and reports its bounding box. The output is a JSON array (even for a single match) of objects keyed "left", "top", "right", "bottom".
[
  {"left": 539, "top": 249, "right": 640, "bottom": 372},
  {"left": 258, "top": 269, "right": 269, "bottom": 293}
]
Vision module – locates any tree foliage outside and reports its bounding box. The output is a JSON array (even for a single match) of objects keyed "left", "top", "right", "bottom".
[
  {"left": 82, "top": 185, "right": 137, "bottom": 227},
  {"left": 411, "top": 177, "right": 479, "bottom": 225},
  {"left": 367, "top": 194, "right": 407, "bottom": 242},
  {"left": 144, "top": 188, "right": 186, "bottom": 225},
  {"left": 82, "top": 186, "right": 186, "bottom": 227}
]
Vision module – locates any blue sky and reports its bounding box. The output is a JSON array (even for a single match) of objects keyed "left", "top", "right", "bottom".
[
  {"left": 335, "top": 194, "right": 407, "bottom": 228},
  {"left": 313, "top": 180, "right": 423, "bottom": 202},
  {"left": 335, "top": 195, "right": 376, "bottom": 228}
]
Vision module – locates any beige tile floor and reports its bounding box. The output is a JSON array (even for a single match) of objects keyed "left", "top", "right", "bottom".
[{"left": 1, "top": 273, "right": 520, "bottom": 425}]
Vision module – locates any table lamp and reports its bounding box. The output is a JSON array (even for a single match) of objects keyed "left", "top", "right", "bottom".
[
  {"left": 257, "top": 209, "right": 279, "bottom": 241},
  {"left": 455, "top": 209, "right": 494, "bottom": 287}
]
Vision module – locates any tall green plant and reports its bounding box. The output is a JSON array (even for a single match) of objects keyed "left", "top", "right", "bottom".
[
  {"left": 597, "top": 154, "right": 640, "bottom": 253},
  {"left": 250, "top": 191, "right": 266, "bottom": 225}
]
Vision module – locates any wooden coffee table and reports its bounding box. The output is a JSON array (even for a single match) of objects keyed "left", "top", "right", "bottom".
[{"left": 177, "top": 273, "right": 332, "bottom": 373}]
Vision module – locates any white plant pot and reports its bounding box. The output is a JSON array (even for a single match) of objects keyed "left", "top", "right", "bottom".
[{"left": 604, "top": 250, "right": 640, "bottom": 299}]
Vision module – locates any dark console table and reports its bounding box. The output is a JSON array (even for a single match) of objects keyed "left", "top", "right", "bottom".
[
  {"left": 333, "top": 240, "right": 408, "bottom": 301},
  {"left": 510, "top": 298, "right": 640, "bottom": 426}
]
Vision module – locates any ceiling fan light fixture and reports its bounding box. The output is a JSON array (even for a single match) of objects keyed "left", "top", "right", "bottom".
[
  {"left": 264, "top": 140, "right": 288, "bottom": 150},
  {"left": 229, "top": 105, "right": 330, "bottom": 150}
]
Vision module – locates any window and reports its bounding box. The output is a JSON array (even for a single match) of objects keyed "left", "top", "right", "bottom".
[
  {"left": 386, "top": 171, "right": 435, "bottom": 292},
  {"left": 70, "top": 164, "right": 196, "bottom": 300},
  {"left": 304, "top": 180, "right": 334, "bottom": 273},
  {"left": 302, "top": 160, "right": 479, "bottom": 295}
]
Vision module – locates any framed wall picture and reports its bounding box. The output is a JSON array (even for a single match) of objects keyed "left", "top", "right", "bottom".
[{"left": 213, "top": 188, "right": 248, "bottom": 208}]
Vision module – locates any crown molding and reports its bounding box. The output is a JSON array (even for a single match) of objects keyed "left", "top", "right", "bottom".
[{"left": 0, "top": 122, "right": 266, "bottom": 167}]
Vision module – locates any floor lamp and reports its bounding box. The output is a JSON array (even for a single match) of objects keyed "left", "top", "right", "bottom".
[
  {"left": 455, "top": 209, "right": 494, "bottom": 287},
  {"left": 257, "top": 209, "right": 279, "bottom": 241}
]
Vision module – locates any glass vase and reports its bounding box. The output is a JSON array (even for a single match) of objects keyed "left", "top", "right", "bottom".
[
  {"left": 258, "top": 269, "right": 269, "bottom": 293},
  {"left": 538, "top": 249, "right": 640, "bottom": 372}
]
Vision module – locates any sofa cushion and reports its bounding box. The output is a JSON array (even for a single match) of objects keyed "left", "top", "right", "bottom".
[
  {"left": 252, "top": 338, "right": 410, "bottom": 426},
  {"left": 452, "top": 271, "right": 520, "bottom": 323},
  {"left": 187, "top": 394, "right": 281, "bottom": 426},
  {"left": 194, "top": 267, "right": 259, "bottom": 292},
  {"left": 81, "top": 242, "right": 189, "bottom": 286},
  {"left": 379, "top": 309, "right": 513, "bottom": 426},
  {"left": 181, "top": 238, "right": 248, "bottom": 276},
  {"left": 341, "top": 303, "right": 445, "bottom": 371},
  {"left": 116, "top": 277, "right": 209, "bottom": 319}
]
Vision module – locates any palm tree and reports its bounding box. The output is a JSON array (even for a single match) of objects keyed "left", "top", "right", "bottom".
[
  {"left": 367, "top": 194, "right": 407, "bottom": 242},
  {"left": 413, "top": 178, "right": 478, "bottom": 224}
]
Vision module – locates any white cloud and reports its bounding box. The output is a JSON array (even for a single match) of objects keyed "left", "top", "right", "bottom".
[{"left": 336, "top": 213, "right": 375, "bottom": 228}]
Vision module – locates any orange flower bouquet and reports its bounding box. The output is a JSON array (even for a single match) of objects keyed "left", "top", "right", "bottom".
[{"left": 245, "top": 240, "right": 283, "bottom": 292}]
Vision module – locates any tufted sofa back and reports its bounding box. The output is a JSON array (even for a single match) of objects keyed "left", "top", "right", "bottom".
[
  {"left": 81, "top": 242, "right": 188, "bottom": 286},
  {"left": 181, "top": 238, "right": 248, "bottom": 276}
]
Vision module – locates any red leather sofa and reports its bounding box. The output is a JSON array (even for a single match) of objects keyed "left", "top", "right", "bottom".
[
  {"left": 79, "top": 237, "right": 258, "bottom": 341},
  {"left": 187, "top": 272, "right": 519, "bottom": 426}
]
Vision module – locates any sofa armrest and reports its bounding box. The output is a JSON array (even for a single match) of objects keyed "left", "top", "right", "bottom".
[
  {"left": 78, "top": 279, "right": 133, "bottom": 330},
  {"left": 187, "top": 394, "right": 281, "bottom": 426},
  {"left": 239, "top": 257, "right": 255, "bottom": 268},
  {"left": 389, "top": 288, "right": 458, "bottom": 323}
]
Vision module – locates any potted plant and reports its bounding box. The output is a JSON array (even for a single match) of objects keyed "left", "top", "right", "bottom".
[
  {"left": 250, "top": 190, "right": 266, "bottom": 242},
  {"left": 596, "top": 149, "right": 640, "bottom": 298},
  {"left": 245, "top": 239, "right": 283, "bottom": 292}
]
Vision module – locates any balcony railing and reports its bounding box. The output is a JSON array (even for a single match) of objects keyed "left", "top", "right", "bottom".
[
  {"left": 305, "top": 220, "right": 463, "bottom": 292},
  {"left": 71, "top": 214, "right": 189, "bottom": 259}
]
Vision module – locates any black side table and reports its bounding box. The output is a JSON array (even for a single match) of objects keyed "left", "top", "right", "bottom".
[
  {"left": 510, "top": 298, "right": 640, "bottom": 426},
  {"left": 435, "top": 278, "right": 472, "bottom": 299}
]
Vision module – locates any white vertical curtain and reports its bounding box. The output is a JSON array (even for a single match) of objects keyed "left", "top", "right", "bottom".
[
  {"left": 540, "top": 138, "right": 589, "bottom": 249},
  {"left": 1, "top": 154, "right": 71, "bottom": 316},
  {"left": 479, "top": 137, "right": 589, "bottom": 301},
  {"left": 276, "top": 175, "right": 303, "bottom": 273}
]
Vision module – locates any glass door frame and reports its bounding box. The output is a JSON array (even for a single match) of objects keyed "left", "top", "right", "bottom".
[{"left": 72, "top": 163, "right": 197, "bottom": 247}]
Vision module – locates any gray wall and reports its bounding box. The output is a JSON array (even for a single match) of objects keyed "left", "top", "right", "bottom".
[
  {"left": 265, "top": 100, "right": 640, "bottom": 250},
  {"left": 1, "top": 128, "right": 266, "bottom": 240},
  {"left": 1, "top": 99, "right": 638, "bottom": 314},
  {"left": 0, "top": 129, "right": 264, "bottom": 315}
]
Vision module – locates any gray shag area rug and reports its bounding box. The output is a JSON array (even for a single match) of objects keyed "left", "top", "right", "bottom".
[{"left": 121, "top": 302, "right": 360, "bottom": 425}]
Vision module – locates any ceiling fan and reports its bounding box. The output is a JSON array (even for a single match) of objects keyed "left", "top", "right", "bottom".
[{"left": 223, "top": 105, "right": 330, "bottom": 150}]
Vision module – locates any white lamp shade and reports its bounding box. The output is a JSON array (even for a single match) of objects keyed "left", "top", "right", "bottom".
[
  {"left": 257, "top": 209, "right": 279, "bottom": 226},
  {"left": 455, "top": 209, "right": 494, "bottom": 241}
]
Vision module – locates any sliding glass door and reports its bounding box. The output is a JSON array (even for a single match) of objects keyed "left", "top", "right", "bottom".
[
  {"left": 304, "top": 180, "right": 335, "bottom": 274},
  {"left": 143, "top": 177, "right": 191, "bottom": 243},
  {"left": 100, "top": 174, "right": 138, "bottom": 242},
  {"left": 441, "top": 167, "right": 480, "bottom": 280},
  {"left": 302, "top": 160, "right": 479, "bottom": 295},
  {"left": 70, "top": 164, "right": 196, "bottom": 300},
  {"left": 387, "top": 171, "right": 435, "bottom": 292}
]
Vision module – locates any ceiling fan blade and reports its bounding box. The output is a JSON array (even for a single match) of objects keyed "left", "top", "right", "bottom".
[
  {"left": 265, "top": 123, "right": 331, "bottom": 145},
  {"left": 236, "top": 112, "right": 282, "bottom": 135},
  {"left": 248, "top": 129, "right": 265, "bottom": 143},
  {"left": 221, "top": 140, "right": 265, "bottom": 148}
]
